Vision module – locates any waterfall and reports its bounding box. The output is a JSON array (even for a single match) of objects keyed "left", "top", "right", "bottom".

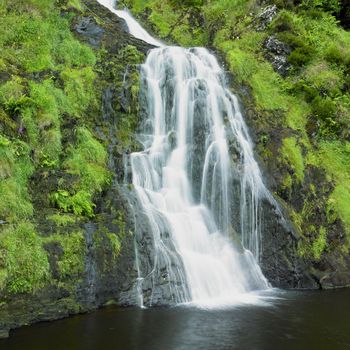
[
  {"left": 97, "top": 0, "right": 273, "bottom": 307},
  {"left": 96, "top": 0, "right": 163, "bottom": 46}
]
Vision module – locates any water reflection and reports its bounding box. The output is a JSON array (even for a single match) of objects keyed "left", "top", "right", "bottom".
[{"left": 1, "top": 289, "right": 349, "bottom": 350}]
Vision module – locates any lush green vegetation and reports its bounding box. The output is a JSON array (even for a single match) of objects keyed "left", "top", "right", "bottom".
[
  {"left": 0, "top": 0, "right": 348, "bottom": 300},
  {"left": 0, "top": 0, "right": 113, "bottom": 296},
  {"left": 51, "top": 127, "right": 111, "bottom": 217},
  {"left": 44, "top": 231, "right": 87, "bottom": 278},
  {"left": 124, "top": 0, "right": 350, "bottom": 261},
  {"left": 0, "top": 223, "right": 50, "bottom": 293}
]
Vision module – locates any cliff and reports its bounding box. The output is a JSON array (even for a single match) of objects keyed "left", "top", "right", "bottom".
[{"left": 1, "top": 0, "right": 350, "bottom": 339}]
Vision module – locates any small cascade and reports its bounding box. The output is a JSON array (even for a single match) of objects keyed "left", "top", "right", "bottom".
[
  {"left": 97, "top": 0, "right": 273, "bottom": 307},
  {"left": 96, "top": 0, "right": 163, "bottom": 46}
]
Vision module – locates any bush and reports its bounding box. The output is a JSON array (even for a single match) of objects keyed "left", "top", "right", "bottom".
[{"left": 51, "top": 189, "right": 95, "bottom": 217}]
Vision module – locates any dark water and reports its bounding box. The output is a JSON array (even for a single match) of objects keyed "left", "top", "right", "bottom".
[{"left": 1, "top": 289, "right": 350, "bottom": 350}]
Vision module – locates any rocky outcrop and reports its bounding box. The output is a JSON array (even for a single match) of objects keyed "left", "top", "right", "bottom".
[
  {"left": 259, "top": 198, "right": 319, "bottom": 289},
  {"left": 0, "top": 0, "right": 151, "bottom": 338},
  {"left": 263, "top": 35, "right": 291, "bottom": 76},
  {"left": 255, "top": 5, "right": 278, "bottom": 31}
]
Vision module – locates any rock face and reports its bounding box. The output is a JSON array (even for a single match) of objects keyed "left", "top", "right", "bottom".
[
  {"left": 0, "top": 0, "right": 151, "bottom": 338},
  {"left": 264, "top": 35, "right": 291, "bottom": 76},
  {"left": 259, "top": 198, "right": 319, "bottom": 289},
  {"left": 255, "top": 5, "right": 278, "bottom": 31}
]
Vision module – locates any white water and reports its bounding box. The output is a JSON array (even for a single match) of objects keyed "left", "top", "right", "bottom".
[
  {"left": 96, "top": 0, "right": 163, "bottom": 46},
  {"left": 97, "top": 0, "right": 274, "bottom": 307}
]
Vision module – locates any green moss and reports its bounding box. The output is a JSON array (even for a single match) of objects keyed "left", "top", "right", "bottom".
[
  {"left": 64, "top": 127, "right": 110, "bottom": 192},
  {"left": 60, "top": 67, "right": 96, "bottom": 117},
  {"left": 46, "top": 231, "right": 86, "bottom": 278},
  {"left": 281, "top": 137, "right": 305, "bottom": 182},
  {"left": 328, "top": 185, "right": 350, "bottom": 239},
  {"left": 0, "top": 139, "right": 34, "bottom": 222},
  {"left": 0, "top": 223, "right": 50, "bottom": 294},
  {"left": 311, "top": 226, "right": 327, "bottom": 260},
  {"left": 47, "top": 213, "right": 76, "bottom": 227},
  {"left": 52, "top": 127, "right": 110, "bottom": 217},
  {"left": 106, "top": 233, "right": 121, "bottom": 259}
]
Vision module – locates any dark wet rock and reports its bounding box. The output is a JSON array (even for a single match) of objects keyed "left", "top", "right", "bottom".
[
  {"left": 75, "top": 0, "right": 154, "bottom": 54},
  {"left": 0, "top": 71, "right": 11, "bottom": 84},
  {"left": 75, "top": 16, "right": 105, "bottom": 48},
  {"left": 123, "top": 190, "right": 189, "bottom": 306},
  {"left": 102, "top": 85, "right": 117, "bottom": 121},
  {"left": 255, "top": 5, "right": 278, "bottom": 31},
  {"left": 27, "top": 69, "right": 60, "bottom": 83},
  {"left": 264, "top": 35, "right": 291, "bottom": 76},
  {"left": 259, "top": 198, "right": 319, "bottom": 289},
  {"left": 119, "top": 66, "right": 139, "bottom": 113}
]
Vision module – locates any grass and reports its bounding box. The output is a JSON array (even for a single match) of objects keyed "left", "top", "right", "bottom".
[
  {"left": 51, "top": 127, "right": 111, "bottom": 217},
  {"left": 0, "top": 223, "right": 50, "bottom": 293},
  {"left": 60, "top": 67, "right": 96, "bottom": 118},
  {"left": 0, "top": 0, "right": 103, "bottom": 225},
  {"left": 0, "top": 0, "right": 109, "bottom": 297},
  {"left": 0, "top": 139, "right": 34, "bottom": 222},
  {"left": 281, "top": 137, "right": 305, "bottom": 182},
  {"left": 64, "top": 127, "right": 110, "bottom": 192},
  {"left": 311, "top": 141, "right": 350, "bottom": 240},
  {"left": 47, "top": 214, "right": 76, "bottom": 227},
  {"left": 311, "top": 226, "right": 327, "bottom": 260}
]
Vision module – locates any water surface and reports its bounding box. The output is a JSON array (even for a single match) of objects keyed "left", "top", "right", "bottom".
[{"left": 1, "top": 289, "right": 349, "bottom": 350}]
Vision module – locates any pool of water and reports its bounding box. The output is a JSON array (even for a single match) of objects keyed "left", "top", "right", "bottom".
[{"left": 1, "top": 289, "right": 349, "bottom": 350}]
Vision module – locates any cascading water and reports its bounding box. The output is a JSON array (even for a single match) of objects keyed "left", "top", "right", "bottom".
[
  {"left": 97, "top": 0, "right": 274, "bottom": 307},
  {"left": 96, "top": 0, "right": 163, "bottom": 46}
]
